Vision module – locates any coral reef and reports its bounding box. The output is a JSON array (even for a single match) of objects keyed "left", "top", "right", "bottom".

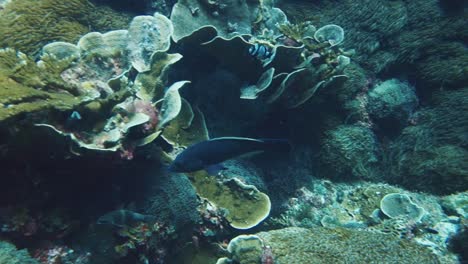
[
  {"left": 387, "top": 88, "right": 468, "bottom": 194},
  {"left": 141, "top": 170, "right": 201, "bottom": 232},
  {"left": 281, "top": 0, "right": 467, "bottom": 90},
  {"left": 113, "top": 222, "right": 174, "bottom": 263},
  {"left": 0, "top": 0, "right": 130, "bottom": 56},
  {"left": 268, "top": 180, "right": 461, "bottom": 261},
  {"left": 367, "top": 79, "right": 418, "bottom": 128},
  {"left": 33, "top": 14, "right": 190, "bottom": 157},
  {"left": 320, "top": 124, "right": 381, "bottom": 180},
  {"left": 441, "top": 192, "right": 468, "bottom": 219},
  {"left": 170, "top": 0, "right": 285, "bottom": 42},
  {"left": 221, "top": 234, "right": 264, "bottom": 264},
  {"left": 33, "top": 245, "right": 91, "bottom": 264},
  {"left": 0, "top": 241, "right": 38, "bottom": 264},
  {"left": 188, "top": 171, "right": 271, "bottom": 230},
  {"left": 0, "top": 0, "right": 466, "bottom": 263},
  {"left": 380, "top": 193, "right": 426, "bottom": 222},
  {"left": 220, "top": 227, "right": 442, "bottom": 263},
  {"left": 0, "top": 48, "right": 83, "bottom": 122},
  {"left": 127, "top": 14, "right": 173, "bottom": 72}
]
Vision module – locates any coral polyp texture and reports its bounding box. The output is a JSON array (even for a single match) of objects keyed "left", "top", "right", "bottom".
[
  {"left": 0, "top": 0, "right": 130, "bottom": 55},
  {"left": 219, "top": 227, "right": 442, "bottom": 264}
]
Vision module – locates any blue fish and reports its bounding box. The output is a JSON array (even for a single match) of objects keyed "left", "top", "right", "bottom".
[
  {"left": 168, "top": 137, "right": 290, "bottom": 173},
  {"left": 249, "top": 43, "right": 273, "bottom": 60}
]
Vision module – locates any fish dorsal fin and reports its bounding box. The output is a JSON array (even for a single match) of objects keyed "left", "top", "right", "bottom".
[{"left": 208, "top": 137, "right": 264, "bottom": 143}]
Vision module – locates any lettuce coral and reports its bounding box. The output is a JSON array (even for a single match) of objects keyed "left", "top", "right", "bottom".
[{"left": 0, "top": 0, "right": 131, "bottom": 55}]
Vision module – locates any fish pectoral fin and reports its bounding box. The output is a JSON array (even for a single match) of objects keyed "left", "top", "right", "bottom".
[
  {"left": 204, "top": 164, "right": 227, "bottom": 176},
  {"left": 237, "top": 150, "right": 265, "bottom": 159}
]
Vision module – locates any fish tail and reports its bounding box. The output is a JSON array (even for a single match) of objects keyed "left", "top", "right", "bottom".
[{"left": 259, "top": 138, "right": 291, "bottom": 153}]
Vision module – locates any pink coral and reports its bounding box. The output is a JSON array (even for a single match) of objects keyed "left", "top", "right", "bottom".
[
  {"left": 130, "top": 99, "right": 159, "bottom": 133},
  {"left": 119, "top": 145, "right": 135, "bottom": 160},
  {"left": 261, "top": 245, "right": 275, "bottom": 264}
]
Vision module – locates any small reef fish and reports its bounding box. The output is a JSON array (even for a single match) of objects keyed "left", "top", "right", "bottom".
[
  {"left": 96, "top": 209, "right": 156, "bottom": 228},
  {"left": 69, "top": 111, "right": 82, "bottom": 120},
  {"left": 65, "top": 110, "right": 82, "bottom": 129},
  {"left": 168, "top": 137, "right": 291, "bottom": 173},
  {"left": 249, "top": 43, "right": 273, "bottom": 60}
]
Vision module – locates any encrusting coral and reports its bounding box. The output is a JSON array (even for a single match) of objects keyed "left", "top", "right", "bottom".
[{"left": 219, "top": 227, "right": 442, "bottom": 264}]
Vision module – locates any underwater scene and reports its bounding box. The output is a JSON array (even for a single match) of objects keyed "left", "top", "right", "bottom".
[{"left": 0, "top": 0, "right": 467, "bottom": 263}]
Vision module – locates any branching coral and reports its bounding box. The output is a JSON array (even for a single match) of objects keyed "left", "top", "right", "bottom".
[{"left": 0, "top": 49, "right": 83, "bottom": 122}]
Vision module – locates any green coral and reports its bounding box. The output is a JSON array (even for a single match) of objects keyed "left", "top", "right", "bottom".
[
  {"left": 277, "top": 21, "right": 316, "bottom": 44},
  {"left": 31, "top": 14, "right": 193, "bottom": 153},
  {"left": 342, "top": 184, "right": 399, "bottom": 223},
  {"left": 387, "top": 88, "right": 468, "bottom": 194},
  {"left": 414, "top": 42, "right": 468, "bottom": 88},
  {"left": 162, "top": 104, "right": 209, "bottom": 147},
  {"left": 320, "top": 124, "right": 381, "bottom": 180},
  {"left": 0, "top": 0, "right": 131, "bottom": 55},
  {"left": 0, "top": 49, "right": 82, "bottom": 122},
  {"left": 441, "top": 192, "right": 468, "bottom": 218},
  {"left": 380, "top": 193, "right": 425, "bottom": 222},
  {"left": 367, "top": 79, "right": 418, "bottom": 123},
  {"left": 188, "top": 171, "right": 271, "bottom": 230},
  {"left": 221, "top": 227, "right": 441, "bottom": 264},
  {"left": 0, "top": 241, "right": 38, "bottom": 264},
  {"left": 225, "top": 235, "right": 264, "bottom": 264},
  {"left": 390, "top": 142, "right": 468, "bottom": 194}
]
